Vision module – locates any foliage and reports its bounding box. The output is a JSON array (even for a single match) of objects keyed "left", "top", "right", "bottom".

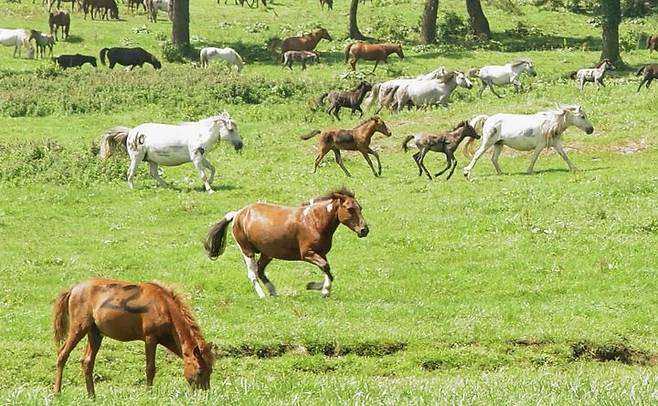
[
  {"left": 369, "top": 15, "right": 418, "bottom": 42},
  {"left": 437, "top": 12, "right": 470, "bottom": 43}
]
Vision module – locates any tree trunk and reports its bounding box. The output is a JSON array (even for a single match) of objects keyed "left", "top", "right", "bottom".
[
  {"left": 601, "top": 0, "right": 622, "bottom": 64},
  {"left": 420, "top": 0, "right": 439, "bottom": 44},
  {"left": 171, "top": 0, "right": 190, "bottom": 47},
  {"left": 349, "top": 0, "right": 365, "bottom": 40},
  {"left": 466, "top": 0, "right": 490, "bottom": 39}
]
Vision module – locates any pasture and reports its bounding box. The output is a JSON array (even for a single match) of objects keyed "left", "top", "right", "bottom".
[{"left": 1, "top": 0, "right": 657, "bottom": 404}]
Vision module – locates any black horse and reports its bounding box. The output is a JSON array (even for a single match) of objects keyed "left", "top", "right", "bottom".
[
  {"left": 99, "top": 47, "right": 162, "bottom": 70},
  {"left": 53, "top": 54, "right": 97, "bottom": 69}
]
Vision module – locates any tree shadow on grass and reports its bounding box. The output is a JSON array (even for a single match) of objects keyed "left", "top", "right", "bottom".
[
  {"left": 61, "top": 35, "right": 83, "bottom": 44},
  {"left": 504, "top": 166, "right": 610, "bottom": 176},
  {"left": 491, "top": 31, "right": 601, "bottom": 53}
]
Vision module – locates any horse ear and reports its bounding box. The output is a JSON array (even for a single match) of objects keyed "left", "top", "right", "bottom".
[{"left": 193, "top": 345, "right": 203, "bottom": 359}]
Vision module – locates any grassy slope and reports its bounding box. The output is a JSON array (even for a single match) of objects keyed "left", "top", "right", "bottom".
[{"left": 1, "top": 0, "right": 657, "bottom": 404}]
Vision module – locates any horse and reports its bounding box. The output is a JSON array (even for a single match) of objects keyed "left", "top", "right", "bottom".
[
  {"left": 282, "top": 50, "right": 318, "bottom": 70},
  {"left": 363, "top": 66, "right": 447, "bottom": 112},
  {"left": 462, "top": 105, "right": 594, "bottom": 178},
  {"left": 100, "top": 47, "right": 161, "bottom": 70},
  {"left": 570, "top": 59, "right": 615, "bottom": 90},
  {"left": 128, "top": 0, "right": 145, "bottom": 12},
  {"left": 29, "top": 30, "right": 55, "bottom": 58},
  {"left": 390, "top": 71, "right": 473, "bottom": 112},
  {"left": 52, "top": 278, "right": 215, "bottom": 397},
  {"left": 99, "top": 112, "right": 243, "bottom": 193},
  {"left": 316, "top": 81, "right": 372, "bottom": 120},
  {"left": 280, "top": 28, "right": 332, "bottom": 55},
  {"left": 319, "top": 0, "right": 333, "bottom": 9},
  {"left": 402, "top": 121, "right": 480, "bottom": 181},
  {"left": 53, "top": 53, "right": 97, "bottom": 68},
  {"left": 636, "top": 64, "right": 658, "bottom": 92},
  {"left": 345, "top": 42, "right": 404, "bottom": 72},
  {"left": 205, "top": 188, "right": 369, "bottom": 298},
  {"left": 647, "top": 34, "right": 658, "bottom": 53},
  {"left": 82, "top": 0, "right": 119, "bottom": 20},
  {"left": 200, "top": 47, "right": 244, "bottom": 71},
  {"left": 469, "top": 59, "right": 537, "bottom": 98},
  {"left": 49, "top": 0, "right": 80, "bottom": 11},
  {"left": 300, "top": 116, "right": 391, "bottom": 177},
  {"left": 144, "top": 0, "right": 172, "bottom": 22},
  {"left": 48, "top": 10, "right": 70, "bottom": 41},
  {"left": 0, "top": 28, "right": 33, "bottom": 58}
]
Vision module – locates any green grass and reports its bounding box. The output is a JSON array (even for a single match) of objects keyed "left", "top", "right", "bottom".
[{"left": 1, "top": 0, "right": 657, "bottom": 404}]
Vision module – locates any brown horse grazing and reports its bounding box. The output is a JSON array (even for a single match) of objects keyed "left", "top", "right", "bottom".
[
  {"left": 345, "top": 42, "right": 404, "bottom": 72},
  {"left": 205, "top": 188, "right": 368, "bottom": 298},
  {"left": 402, "top": 121, "right": 480, "bottom": 180},
  {"left": 52, "top": 278, "right": 214, "bottom": 397},
  {"left": 647, "top": 34, "right": 658, "bottom": 53},
  {"left": 301, "top": 116, "right": 392, "bottom": 177},
  {"left": 280, "top": 28, "right": 332, "bottom": 55},
  {"left": 636, "top": 64, "right": 658, "bottom": 92}
]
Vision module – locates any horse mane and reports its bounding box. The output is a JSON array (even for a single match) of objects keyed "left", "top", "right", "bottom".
[
  {"left": 541, "top": 107, "right": 571, "bottom": 143},
  {"left": 436, "top": 72, "right": 456, "bottom": 83},
  {"left": 452, "top": 120, "right": 469, "bottom": 130},
  {"left": 302, "top": 187, "right": 355, "bottom": 206},
  {"left": 149, "top": 282, "right": 215, "bottom": 366},
  {"left": 596, "top": 58, "right": 611, "bottom": 68},
  {"left": 510, "top": 59, "right": 530, "bottom": 68},
  {"left": 355, "top": 115, "right": 380, "bottom": 128}
]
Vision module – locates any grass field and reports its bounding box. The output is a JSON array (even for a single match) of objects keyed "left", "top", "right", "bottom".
[{"left": 1, "top": 0, "right": 658, "bottom": 404}]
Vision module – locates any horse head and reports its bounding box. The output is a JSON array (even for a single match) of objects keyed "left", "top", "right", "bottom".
[
  {"left": 183, "top": 343, "right": 214, "bottom": 390},
  {"left": 599, "top": 58, "right": 615, "bottom": 71},
  {"left": 216, "top": 111, "right": 243, "bottom": 151},
  {"left": 357, "top": 81, "right": 372, "bottom": 92},
  {"left": 370, "top": 116, "right": 391, "bottom": 137},
  {"left": 455, "top": 120, "right": 480, "bottom": 139},
  {"left": 317, "top": 28, "right": 332, "bottom": 41},
  {"left": 557, "top": 104, "right": 594, "bottom": 135},
  {"left": 455, "top": 72, "right": 473, "bottom": 89},
  {"left": 522, "top": 60, "right": 537, "bottom": 76},
  {"left": 149, "top": 54, "right": 162, "bottom": 69},
  {"left": 333, "top": 189, "right": 369, "bottom": 238},
  {"left": 395, "top": 44, "right": 404, "bottom": 59}
]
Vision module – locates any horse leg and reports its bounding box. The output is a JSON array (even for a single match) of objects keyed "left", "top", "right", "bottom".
[
  {"left": 412, "top": 151, "right": 423, "bottom": 176},
  {"left": 144, "top": 336, "right": 157, "bottom": 387},
  {"left": 491, "top": 143, "right": 504, "bottom": 175},
  {"left": 463, "top": 136, "right": 494, "bottom": 178},
  {"left": 202, "top": 157, "right": 216, "bottom": 185},
  {"left": 303, "top": 252, "right": 333, "bottom": 298},
  {"left": 360, "top": 150, "right": 379, "bottom": 177},
  {"left": 434, "top": 153, "right": 452, "bottom": 178},
  {"left": 478, "top": 79, "right": 486, "bottom": 98},
  {"left": 333, "top": 148, "right": 351, "bottom": 177},
  {"left": 256, "top": 254, "right": 276, "bottom": 296},
  {"left": 446, "top": 156, "right": 458, "bottom": 180},
  {"left": 579, "top": 78, "right": 585, "bottom": 91},
  {"left": 526, "top": 145, "right": 544, "bottom": 175},
  {"left": 192, "top": 150, "right": 213, "bottom": 193},
  {"left": 333, "top": 106, "right": 341, "bottom": 121},
  {"left": 489, "top": 83, "right": 502, "bottom": 98},
  {"left": 126, "top": 153, "right": 143, "bottom": 190},
  {"left": 647, "top": 78, "right": 654, "bottom": 89},
  {"left": 637, "top": 79, "right": 647, "bottom": 92},
  {"left": 313, "top": 146, "right": 330, "bottom": 174},
  {"left": 418, "top": 148, "right": 433, "bottom": 180},
  {"left": 553, "top": 140, "right": 576, "bottom": 172},
  {"left": 371, "top": 60, "right": 379, "bottom": 73},
  {"left": 350, "top": 57, "right": 357, "bottom": 71},
  {"left": 54, "top": 325, "right": 88, "bottom": 394},
  {"left": 241, "top": 253, "right": 266, "bottom": 298},
  {"left": 81, "top": 328, "right": 103, "bottom": 398},
  {"left": 148, "top": 162, "right": 167, "bottom": 187},
  {"left": 355, "top": 105, "right": 364, "bottom": 118},
  {"left": 366, "top": 147, "right": 383, "bottom": 176}
]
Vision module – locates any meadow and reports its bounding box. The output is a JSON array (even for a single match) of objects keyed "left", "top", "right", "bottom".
[{"left": 1, "top": 0, "right": 657, "bottom": 404}]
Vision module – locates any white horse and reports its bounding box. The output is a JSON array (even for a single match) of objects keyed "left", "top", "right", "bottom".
[
  {"left": 200, "top": 47, "right": 244, "bottom": 72},
  {"left": 392, "top": 71, "right": 473, "bottom": 112},
  {"left": 462, "top": 105, "right": 594, "bottom": 178},
  {"left": 144, "top": 0, "right": 171, "bottom": 22},
  {"left": 0, "top": 28, "right": 34, "bottom": 58},
  {"left": 571, "top": 59, "right": 615, "bottom": 90},
  {"left": 470, "top": 60, "right": 537, "bottom": 98},
  {"left": 363, "top": 66, "right": 447, "bottom": 112},
  {"left": 99, "top": 112, "right": 244, "bottom": 193}
]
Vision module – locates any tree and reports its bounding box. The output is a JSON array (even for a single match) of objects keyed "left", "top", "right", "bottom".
[
  {"left": 600, "top": 0, "right": 622, "bottom": 63},
  {"left": 171, "top": 0, "right": 190, "bottom": 47},
  {"left": 349, "top": 0, "right": 366, "bottom": 40},
  {"left": 466, "top": 0, "right": 490, "bottom": 39},
  {"left": 420, "top": 0, "right": 439, "bottom": 44}
]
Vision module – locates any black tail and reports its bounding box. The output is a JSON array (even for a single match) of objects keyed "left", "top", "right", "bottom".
[
  {"left": 300, "top": 129, "right": 321, "bottom": 140},
  {"left": 204, "top": 212, "right": 236, "bottom": 259},
  {"left": 569, "top": 71, "right": 577, "bottom": 79},
  {"left": 100, "top": 48, "right": 109, "bottom": 65},
  {"left": 636, "top": 65, "right": 646, "bottom": 76},
  {"left": 401, "top": 135, "right": 414, "bottom": 152}
]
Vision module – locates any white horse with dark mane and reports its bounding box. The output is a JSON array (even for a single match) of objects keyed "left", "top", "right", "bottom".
[
  {"left": 391, "top": 71, "right": 473, "bottom": 112},
  {"left": 469, "top": 60, "right": 536, "bottom": 98},
  {"left": 0, "top": 28, "right": 34, "bottom": 58},
  {"left": 462, "top": 105, "right": 594, "bottom": 178},
  {"left": 363, "top": 66, "right": 447, "bottom": 112},
  {"left": 200, "top": 47, "right": 244, "bottom": 71},
  {"left": 99, "top": 112, "right": 243, "bottom": 193}
]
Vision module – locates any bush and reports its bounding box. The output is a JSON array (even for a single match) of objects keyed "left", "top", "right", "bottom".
[
  {"left": 369, "top": 15, "right": 417, "bottom": 42},
  {"left": 161, "top": 40, "right": 184, "bottom": 63},
  {"left": 437, "top": 12, "right": 470, "bottom": 43}
]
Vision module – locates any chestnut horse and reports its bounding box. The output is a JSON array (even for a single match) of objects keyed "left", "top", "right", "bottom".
[
  {"left": 300, "top": 116, "right": 392, "bottom": 177},
  {"left": 205, "top": 188, "right": 369, "bottom": 298},
  {"left": 53, "top": 278, "right": 214, "bottom": 397},
  {"left": 280, "top": 28, "right": 332, "bottom": 54},
  {"left": 345, "top": 42, "right": 404, "bottom": 72},
  {"left": 647, "top": 34, "right": 658, "bottom": 53}
]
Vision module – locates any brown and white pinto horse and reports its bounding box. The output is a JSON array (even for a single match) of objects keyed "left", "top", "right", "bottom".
[
  {"left": 301, "top": 116, "right": 392, "bottom": 177},
  {"left": 52, "top": 278, "right": 214, "bottom": 397},
  {"left": 205, "top": 188, "right": 369, "bottom": 298},
  {"left": 345, "top": 42, "right": 404, "bottom": 72},
  {"left": 280, "top": 28, "right": 332, "bottom": 54}
]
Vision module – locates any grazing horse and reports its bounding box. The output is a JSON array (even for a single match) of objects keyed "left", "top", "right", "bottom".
[
  {"left": 319, "top": 0, "right": 333, "bottom": 9},
  {"left": 0, "top": 28, "right": 33, "bottom": 58},
  {"left": 29, "top": 30, "right": 55, "bottom": 58},
  {"left": 144, "top": 0, "right": 172, "bottom": 22},
  {"left": 469, "top": 59, "right": 537, "bottom": 98},
  {"left": 402, "top": 121, "right": 480, "bottom": 180},
  {"left": 282, "top": 50, "right": 318, "bottom": 70},
  {"left": 462, "top": 105, "right": 594, "bottom": 178},
  {"left": 205, "top": 188, "right": 369, "bottom": 298},
  {"left": 364, "top": 66, "right": 447, "bottom": 112},
  {"left": 49, "top": 0, "right": 80, "bottom": 11},
  {"left": 49, "top": 11, "right": 70, "bottom": 41},
  {"left": 317, "top": 81, "right": 372, "bottom": 120},
  {"left": 52, "top": 278, "right": 214, "bottom": 397},
  {"left": 345, "top": 42, "right": 404, "bottom": 72},
  {"left": 100, "top": 47, "right": 161, "bottom": 70},
  {"left": 391, "top": 71, "right": 473, "bottom": 112},
  {"left": 570, "top": 59, "right": 615, "bottom": 90},
  {"left": 636, "top": 64, "right": 658, "bottom": 92},
  {"left": 53, "top": 54, "right": 97, "bottom": 69},
  {"left": 82, "top": 0, "right": 119, "bottom": 19},
  {"left": 301, "top": 116, "right": 391, "bottom": 177},
  {"left": 200, "top": 47, "right": 244, "bottom": 71},
  {"left": 280, "top": 28, "right": 332, "bottom": 55},
  {"left": 99, "top": 112, "right": 243, "bottom": 193},
  {"left": 647, "top": 34, "right": 658, "bottom": 53}
]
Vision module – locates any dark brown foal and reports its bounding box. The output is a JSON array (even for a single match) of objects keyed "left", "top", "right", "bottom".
[{"left": 636, "top": 64, "right": 658, "bottom": 92}]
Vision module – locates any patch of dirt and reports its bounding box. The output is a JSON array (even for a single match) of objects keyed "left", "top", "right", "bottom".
[
  {"left": 217, "top": 340, "right": 407, "bottom": 359},
  {"left": 570, "top": 340, "right": 655, "bottom": 365}
]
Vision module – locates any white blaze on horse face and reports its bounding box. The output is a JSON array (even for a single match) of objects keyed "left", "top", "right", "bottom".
[{"left": 326, "top": 203, "right": 333, "bottom": 213}]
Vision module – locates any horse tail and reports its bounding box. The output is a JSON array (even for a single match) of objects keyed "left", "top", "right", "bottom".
[
  {"left": 464, "top": 115, "right": 489, "bottom": 157},
  {"left": 401, "top": 135, "right": 414, "bottom": 152},
  {"left": 99, "top": 126, "right": 130, "bottom": 159},
  {"left": 636, "top": 65, "right": 646, "bottom": 76},
  {"left": 363, "top": 83, "right": 379, "bottom": 110},
  {"left": 205, "top": 211, "right": 237, "bottom": 259},
  {"left": 100, "top": 48, "right": 109, "bottom": 65},
  {"left": 344, "top": 42, "right": 355, "bottom": 63},
  {"left": 300, "top": 129, "right": 321, "bottom": 140},
  {"left": 53, "top": 289, "right": 71, "bottom": 345},
  {"left": 381, "top": 85, "right": 399, "bottom": 109},
  {"left": 647, "top": 35, "right": 653, "bottom": 49},
  {"left": 568, "top": 71, "right": 577, "bottom": 79}
]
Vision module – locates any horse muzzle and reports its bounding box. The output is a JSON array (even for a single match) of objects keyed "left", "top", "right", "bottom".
[
  {"left": 357, "top": 226, "right": 369, "bottom": 238},
  {"left": 585, "top": 127, "right": 594, "bottom": 135},
  {"left": 234, "top": 141, "right": 244, "bottom": 152}
]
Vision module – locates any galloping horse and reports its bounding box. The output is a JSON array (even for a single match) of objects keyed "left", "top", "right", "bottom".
[
  {"left": 317, "top": 81, "right": 372, "bottom": 120},
  {"left": 469, "top": 59, "right": 537, "bottom": 98},
  {"left": 99, "top": 112, "right": 243, "bottom": 192},
  {"left": 463, "top": 105, "right": 594, "bottom": 178},
  {"left": 0, "top": 28, "right": 33, "bottom": 58},
  {"left": 345, "top": 42, "right": 404, "bottom": 72},
  {"left": 364, "top": 66, "right": 447, "bottom": 112},
  {"left": 636, "top": 64, "right": 658, "bottom": 92},
  {"left": 53, "top": 278, "right": 215, "bottom": 397},
  {"left": 301, "top": 116, "right": 392, "bottom": 177},
  {"left": 205, "top": 188, "right": 369, "bottom": 298},
  {"left": 280, "top": 28, "right": 332, "bottom": 55},
  {"left": 570, "top": 59, "right": 615, "bottom": 90},
  {"left": 391, "top": 71, "right": 473, "bottom": 111}
]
